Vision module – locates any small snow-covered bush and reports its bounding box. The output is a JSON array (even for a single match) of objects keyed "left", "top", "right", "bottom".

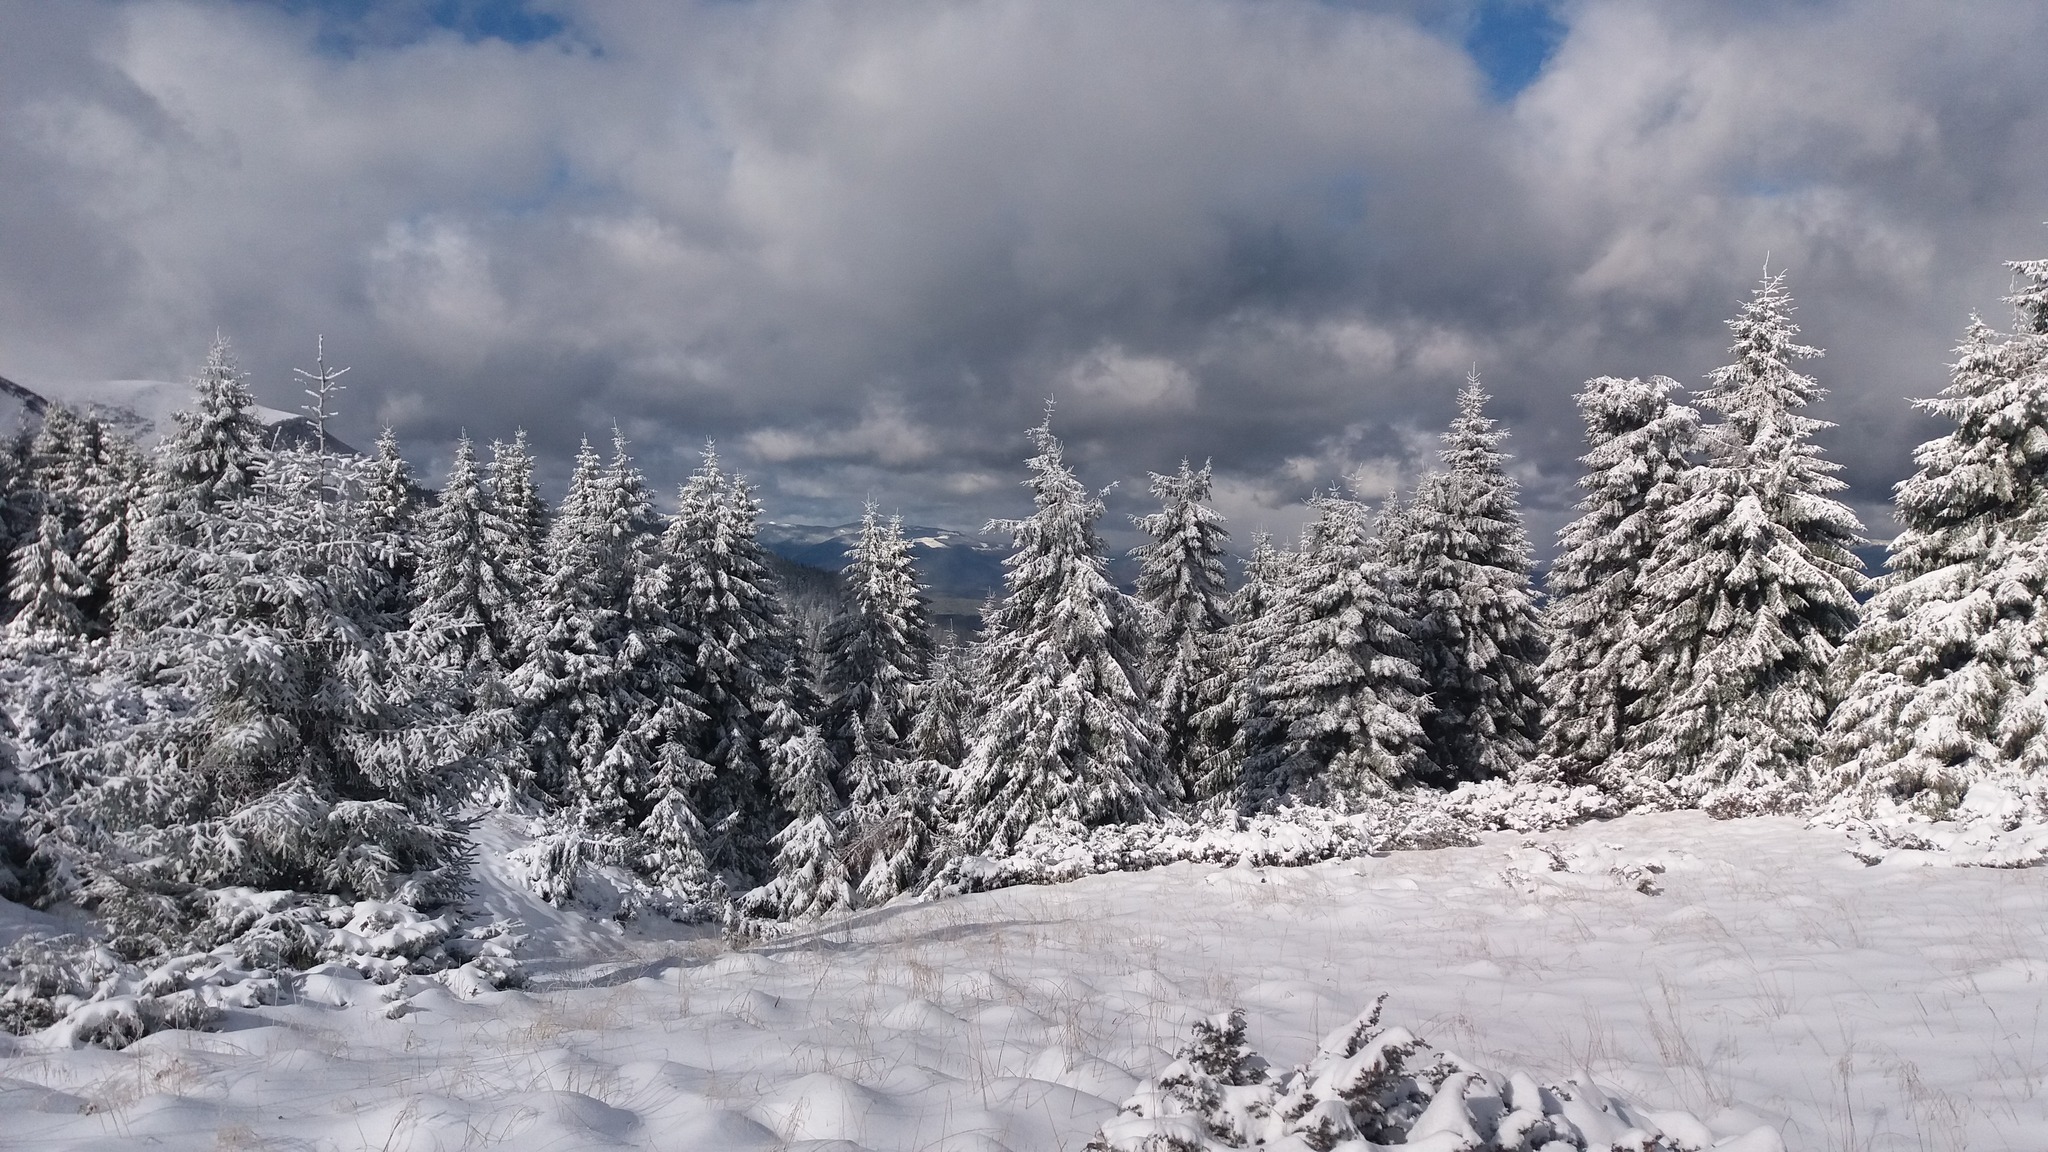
[
  {"left": 1, "top": 932, "right": 254, "bottom": 1048},
  {"left": 1, "top": 890, "right": 523, "bottom": 1049},
  {"left": 1090, "top": 998, "right": 1784, "bottom": 1152},
  {"left": 1425, "top": 779, "right": 1622, "bottom": 836},
  {"left": 1814, "top": 779, "right": 2048, "bottom": 869},
  {"left": 920, "top": 786, "right": 1627, "bottom": 901},
  {"left": 509, "top": 819, "right": 727, "bottom": 924},
  {"left": 924, "top": 806, "right": 1381, "bottom": 897}
]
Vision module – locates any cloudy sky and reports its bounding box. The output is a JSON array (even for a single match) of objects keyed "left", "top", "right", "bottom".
[{"left": 3, "top": 0, "right": 2046, "bottom": 550}]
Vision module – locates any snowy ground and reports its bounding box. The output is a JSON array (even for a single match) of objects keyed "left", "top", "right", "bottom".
[{"left": 3, "top": 811, "right": 2045, "bottom": 1150}]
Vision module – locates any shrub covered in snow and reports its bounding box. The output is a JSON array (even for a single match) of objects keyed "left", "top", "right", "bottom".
[
  {"left": 916, "top": 783, "right": 1628, "bottom": 901},
  {"left": 0, "top": 891, "right": 522, "bottom": 1049},
  {"left": 923, "top": 806, "right": 1383, "bottom": 896},
  {"left": 1817, "top": 780, "right": 2048, "bottom": 869},
  {"left": 1426, "top": 779, "right": 1622, "bottom": 836},
  {"left": 1089, "top": 998, "right": 1784, "bottom": 1152}
]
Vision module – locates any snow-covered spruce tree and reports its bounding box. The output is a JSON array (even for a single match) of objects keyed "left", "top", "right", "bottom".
[
  {"left": 854, "top": 756, "right": 943, "bottom": 906},
  {"left": 740, "top": 723, "right": 853, "bottom": 924},
  {"left": 363, "top": 427, "right": 420, "bottom": 617},
  {"left": 1534, "top": 376, "right": 1701, "bottom": 788},
  {"left": 508, "top": 438, "right": 638, "bottom": 808},
  {"left": 1133, "top": 460, "right": 1232, "bottom": 802},
  {"left": 1628, "top": 270, "right": 1865, "bottom": 815},
  {"left": 508, "top": 433, "right": 722, "bottom": 911},
  {"left": 578, "top": 434, "right": 730, "bottom": 907},
  {"left": 1237, "top": 497, "right": 1428, "bottom": 809},
  {"left": 909, "top": 632, "right": 974, "bottom": 771},
  {"left": 67, "top": 418, "right": 143, "bottom": 628},
  {"left": 820, "top": 502, "right": 932, "bottom": 763},
  {"left": 1187, "top": 533, "right": 1286, "bottom": 802},
  {"left": 831, "top": 693, "right": 947, "bottom": 906},
  {"left": 658, "top": 447, "right": 810, "bottom": 879},
  {"left": 1400, "top": 376, "right": 1547, "bottom": 787},
  {"left": 5, "top": 501, "right": 88, "bottom": 638},
  {"left": 0, "top": 436, "right": 29, "bottom": 605},
  {"left": 0, "top": 606, "right": 152, "bottom": 919},
  {"left": 113, "top": 336, "right": 267, "bottom": 631},
  {"left": 486, "top": 430, "right": 547, "bottom": 646},
  {"left": 404, "top": 435, "right": 526, "bottom": 800},
  {"left": 410, "top": 435, "right": 526, "bottom": 672},
  {"left": 82, "top": 439, "right": 473, "bottom": 959},
  {"left": 1820, "top": 256, "right": 2048, "bottom": 816},
  {"left": 955, "top": 415, "right": 1162, "bottom": 854},
  {"left": 844, "top": 700, "right": 896, "bottom": 813},
  {"left": 16, "top": 406, "right": 142, "bottom": 632}
]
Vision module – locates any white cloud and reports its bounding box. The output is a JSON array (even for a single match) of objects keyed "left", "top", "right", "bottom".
[
  {"left": 744, "top": 398, "right": 941, "bottom": 467},
  {"left": 1059, "top": 345, "right": 1197, "bottom": 412}
]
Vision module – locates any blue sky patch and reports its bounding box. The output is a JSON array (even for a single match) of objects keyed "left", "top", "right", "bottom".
[
  {"left": 250, "top": 0, "right": 566, "bottom": 55},
  {"left": 1463, "top": 0, "right": 1566, "bottom": 102}
]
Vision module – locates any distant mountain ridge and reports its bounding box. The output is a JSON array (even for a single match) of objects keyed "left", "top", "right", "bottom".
[{"left": 758, "top": 520, "right": 1012, "bottom": 614}]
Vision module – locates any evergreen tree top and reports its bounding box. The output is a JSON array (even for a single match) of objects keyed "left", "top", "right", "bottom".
[
  {"left": 1575, "top": 374, "right": 1688, "bottom": 445},
  {"left": 774, "top": 725, "right": 838, "bottom": 821},
  {"left": 1440, "top": 372, "right": 1511, "bottom": 477},
  {"left": 995, "top": 415, "right": 1098, "bottom": 529},
  {"left": 293, "top": 336, "right": 349, "bottom": 455},
  {"left": 1699, "top": 268, "right": 1830, "bottom": 447},
  {"left": 983, "top": 415, "right": 1116, "bottom": 631},
  {"left": 163, "top": 335, "right": 264, "bottom": 505},
  {"left": 2009, "top": 254, "right": 2048, "bottom": 336},
  {"left": 1411, "top": 377, "right": 1530, "bottom": 572},
  {"left": 666, "top": 444, "right": 772, "bottom": 585},
  {"left": 1886, "top": 310, "right": 2048, "bottom": 576},
  {"left": 368, "top": 428, "right": 415, "bottom": 506},
  {"left": 489, "top": 429, "right": 548, "bottom": 551},
  {"left": 444, "top": 435, "right": 480, "bottom": 495},
  {"left": 1132, "top": 458, "right": 1229, "bottom": 622},
  {"left": 599, "top": 428, "right": 659, "bottom": 544}
]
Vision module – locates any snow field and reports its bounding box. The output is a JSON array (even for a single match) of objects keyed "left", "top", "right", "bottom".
[{"left": 3, "top": 811, "right": 2045, "bottom": 1150}]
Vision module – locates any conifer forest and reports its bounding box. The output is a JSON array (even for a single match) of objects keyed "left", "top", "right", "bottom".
[{"left": 3, "top": 255, "right": 2047, "bottom": 1150}]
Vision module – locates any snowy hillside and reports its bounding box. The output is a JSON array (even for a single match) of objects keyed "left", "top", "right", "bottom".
[
  {"left": 3, "top": 811, "right": 2037, "bottom": 1150},
  {"left": 0, "top": 373, "right": 360, "bottom": 455}
]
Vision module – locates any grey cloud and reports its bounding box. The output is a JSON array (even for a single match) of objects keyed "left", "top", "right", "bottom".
[{"left": 2, "top": 0, "right": 2045, "bottom": 550}]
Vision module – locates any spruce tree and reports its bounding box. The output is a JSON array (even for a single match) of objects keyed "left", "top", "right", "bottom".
[
  {"left": 487, "top": 430, "right": 547, "bottom": 649},
  {"left": 852, "top": 753, "right": 943, "bottom": 906},
  {"left": 820, "top": 503, "right": 932, "bottom": 763},
  {"left": 1535, "top": 376, "right": 1701, "bottom": 788},
  {"left": 509, "top": 439, "right": 629, "bottom": 805},
  {"left": 909, "top": 633, "right": 973, "bottom": 772},
  {"left": 1401, "top": 377, "right": 1547, "bottom": 786},
  {"left": 82, "top": 440, "right": 472, "bottom": 954},
  {"left": 155, "top": 336, "right": 265, "bottom": 508},
  {"left": 955, "top": 415, "right": 1161, "bottom": 854},
  {"left": 1132, "top": 460, "right": 1233, "bottom": 801},
  {"left": 1821, "top": 255, "right": 2048, "bottom": 815},
  {"left": 508, "top": 433, "right": 717, "bottom": 907},
  {"left": 20, "top": 409, "right": 93, "bottom": 627},
  {"left": 115, "top": 336, "right": 267, "bottom": 630},
  {"left": 1629, "top": 270, "right": 1865, "bottom": 814},
  {"left": 403, "top": 436, "right": 526, "bottom": 803},
  {"left": 68, "top": 415, "right": 144, "bottom": 627},
  {"left": 1237, "top": 497, "right": 1427, "bottom": 809},
  {"left": 6, "top": 503, "right": 88, "bottom": 638},
  {"left": 659, "top": 447, "right": 810, "bottom": 878},
  {"left": 364, "top": 427, "right": 419, "bottom": 618},
  {"left": 741, "top": 724, "right": 852, "bottom": 923},
  {"left": 410, "top": 437, "right": 524, "bottom": 671},
  {"left": 1188, "top": 533, "right": 1284, "bottom": 802}
]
